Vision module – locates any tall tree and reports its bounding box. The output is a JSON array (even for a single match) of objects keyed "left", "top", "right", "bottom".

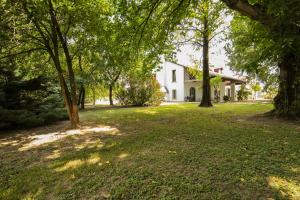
[
  {"left": 2, "top": 0, "right": 108, "bottom": 127},
  {"left": 89, "top": 17, "right": 132, "bottom": 106},
  {"left": 174, "top": 0, "right": 226, "bottom": 107},
  {"left": 221, "top": 0, "right": 300, "bottom": 117}
]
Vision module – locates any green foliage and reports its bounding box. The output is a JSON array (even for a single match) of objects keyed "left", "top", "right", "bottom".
[
  {"left": 263, "top": 85, "right": 278, "bottom": 100},
  {"left": 226, "top": 15, "right": 279, "bottom": 89},
  {"left": 116, "top": 76, "right": 164, "bottom": 106},
  {"left": 251, "top": 83, "right": 262, "bottom": 93},
  {"left": 210, "top": 75, "right": 222, "bottom": 87},
  {"left": 0, "top": 63, "right": 67, "bottom": 129},
  {"left": 174, "top": 0, "right": 227, "bottom": 48},
  {"left": 187, "top": 67, "right": 203, "bottom": 80},
  {"left": 237, "top": 85, "right": 251, "bottom": 101}
]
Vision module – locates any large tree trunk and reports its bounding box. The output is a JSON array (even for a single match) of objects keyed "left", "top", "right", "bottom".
[
  {"left": 200, "top": 15, "right": 213, "bottom": 107},
  {"left": 221, "top": 0, "right": 300, "bottom": 118},
  {"left": 52, "top": 44, "right": 78, "bottom": 128},
  {"left": 109, "top": 85, "right": 114, "bottom": 106},
  {"left": 48, "top": 0, "right": 79, "bottom": 127},
  {"left": 273, "top": 53, "right": 300, "bottom": 118}
]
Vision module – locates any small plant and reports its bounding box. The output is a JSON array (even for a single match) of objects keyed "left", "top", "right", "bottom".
[
  {"left": 237, "top": 85, "right": 251, "bottom": 101},
  {"left": 223, "top": 95, "right": 230, "bottom": 102}
]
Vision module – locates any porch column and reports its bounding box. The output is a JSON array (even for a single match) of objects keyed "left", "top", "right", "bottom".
[
  {"left": 220, "top": 81, "right": 225, "bottom": 102},
  {"left": 230, "top": 82, "right": 236, "bottom": 101}
]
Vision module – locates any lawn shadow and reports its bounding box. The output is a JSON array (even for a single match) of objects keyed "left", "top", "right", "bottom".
[{"left": 0, "top": 103, "right": 299, "bottom": 199}]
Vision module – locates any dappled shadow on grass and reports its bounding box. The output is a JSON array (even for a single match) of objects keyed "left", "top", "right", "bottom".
[{"left": 0, "top": 103, "right": 299, "bottom": 199}]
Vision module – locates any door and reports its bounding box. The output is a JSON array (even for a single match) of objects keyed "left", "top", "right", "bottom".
[{"left": 190, "top": 87, "right": 196, "bottom": 102}]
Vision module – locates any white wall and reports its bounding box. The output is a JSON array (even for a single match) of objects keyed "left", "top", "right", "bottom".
[
  {"left": 184, "top": 82, "right": 202, "bottom": 102},
  {"left": 156, "top": 61, "right": 232, "bottom": 102},
  {"left": 156, "top": 61, "right": 185, "bottom": 101}
]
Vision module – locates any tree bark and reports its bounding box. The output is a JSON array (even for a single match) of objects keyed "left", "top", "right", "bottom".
[
  {"left": 273, "top": 53, "right": 300, "bottom": 118},
  {"left": 221, "top": 0, "right": 300, "bottom": 118},
  {"left": 77, "top": 84, "right": 85, "bottom": 109},
  {"left": 80, "top": 86, "right": 85, "bottom": 109},
  {"left": 22, "top": 0, "right": 79, "bottom": 128},
  {"left": 77, "top": 55, "right": 85, "bottom": 109},
  {"left": 48, "top": 0, "right": 79, "bottom": 127},
  {"left": 109, "top": 85, "right": 114, "bottom": 106},
  {"left": 92, "top": 87, "right": 96, "bottom": 106},
  {"left": 200, "top": 15, "right": 213, "bottom": 107}
]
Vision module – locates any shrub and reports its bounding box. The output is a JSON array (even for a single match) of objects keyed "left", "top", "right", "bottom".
[
  {"left": 116, "top": 76, "right": 164, "bottom": 106},
  {"left": 223, "top": 95, "right": 230, "bottom": 102},
  {"left": 237, "top": 85, "right": 251, "bottom": 101},
  {"left": 0, "top": 107, "right": 68, "bottom": 129},
  {"left": 0, "top": 103, "right": 68, "bottom": 130},
  {"left": 39, "top": 108, "right": 68, "bottom": 123},
  {"left": 0, "top": 60, "right": 67, "bottom": 130}
]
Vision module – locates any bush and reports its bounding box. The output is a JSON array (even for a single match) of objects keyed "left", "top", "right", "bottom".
[
  {"left": 237, "top": 85, "right": 251, "bottom": 101},
  {"left": 223, "top": 95, "right": 230, "bottom": 102},
  {"left": 116, "top": 76, "right": 164, "bottom": 106},
  {"left": 0, "top": 107, "right": 68, "bottom": 129},
  {"left": 41, "top": 108, "right": 68, "bottom": 123},
  {"left": 0, "top": 60, "right": 68, "bottom": 130}
]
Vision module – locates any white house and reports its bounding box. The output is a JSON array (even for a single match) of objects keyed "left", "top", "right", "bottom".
[{"left": 155, "top": 60, "right": 246, "bottom": 102}]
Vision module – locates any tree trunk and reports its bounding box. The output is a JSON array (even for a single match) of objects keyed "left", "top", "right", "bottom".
[
  {"left": 23, "top": 1, "right": 79, "bottom": 128},
  {"left": 109, "top": 85, "right": 114, "bottom": 106},
  {"left": 77, "top": 55, "right": 85, "bottom": 109},
  {"left": 77, "top": 86, "right": 82, "bottom": 105},
  {"left": 80, "top": 86, "right": 85, "bottom": 109},
  {"left": 200, "top": 15, "right": 213, "bottom": 107},
  {"left": 273, "top": 53, "right": 300, "bottom": 118},
  {"left": 48, "top": 0, "right": 79, "bottom": 127},
  {"left": 77, "top": 84, "right": 85, "bottom": 109},
  {"left": 92, "top": 87, "right": 96, "bottom": 106}
]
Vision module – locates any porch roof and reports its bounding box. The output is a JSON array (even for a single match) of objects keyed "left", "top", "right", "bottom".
[{"left": 209, "top": 71, "right": 246, "bottom": 84}]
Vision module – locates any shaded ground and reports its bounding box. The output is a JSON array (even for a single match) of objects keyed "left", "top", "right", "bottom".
[{"left": 0, "top": 103, "right": 299, "bottom": 199}]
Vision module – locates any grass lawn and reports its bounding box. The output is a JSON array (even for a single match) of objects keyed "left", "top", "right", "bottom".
[{"left": 0, "top": 103, "right": 299, "bottom": 199}]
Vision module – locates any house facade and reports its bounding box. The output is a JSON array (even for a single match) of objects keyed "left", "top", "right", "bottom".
[{"left": 156, "top": 60, "right": 245, "bottom": 102}]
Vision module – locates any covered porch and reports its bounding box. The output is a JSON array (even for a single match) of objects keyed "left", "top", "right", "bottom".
[{"left": 184, "top": 70, "right": 246, "bottom": 102}]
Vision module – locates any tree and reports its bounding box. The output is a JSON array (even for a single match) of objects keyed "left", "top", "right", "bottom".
[
  {"left": 226, "top": 15, "right": 279, "bottom": 100},
  {"left": 174, "top": 0, "right": 226, "bottom": 107},
  {"left": 89, "top": 29, "right": 131, "bottom": 106},
  {"left": 2, "top": 0, "right": 108, "bottom": 127},
  {"left": 221, "top": 0, "right": 300, "bottom": 117},
  {"left": 250, "top": 82, "right": 261, "bottom": 100}
]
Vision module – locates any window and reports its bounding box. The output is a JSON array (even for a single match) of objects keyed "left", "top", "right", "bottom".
[
  {"left": 172, "top": 89, "right": 177, "bottom": 100},
  {"left": 172, "top": 70, "right": 176, "bottom": 82}
]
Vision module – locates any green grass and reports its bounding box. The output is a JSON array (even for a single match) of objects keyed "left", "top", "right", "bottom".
[{"left": 0, "top": 103, "right": 299, "bottom": 199}]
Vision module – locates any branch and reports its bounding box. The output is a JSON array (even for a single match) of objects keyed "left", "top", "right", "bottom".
[
  {"left": 137, "top": 0, "right": 163, "bottom": 46},
  {"left": 221, "top": 0, "right": 274, "bottom": 27},
  {"left": 0, "top": 48, "right": 46, "bottom": 60}
]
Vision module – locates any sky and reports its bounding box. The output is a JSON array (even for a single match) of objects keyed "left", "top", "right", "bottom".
[{"left": 175, "top": 41, "right": 235, "bottom": 76}]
